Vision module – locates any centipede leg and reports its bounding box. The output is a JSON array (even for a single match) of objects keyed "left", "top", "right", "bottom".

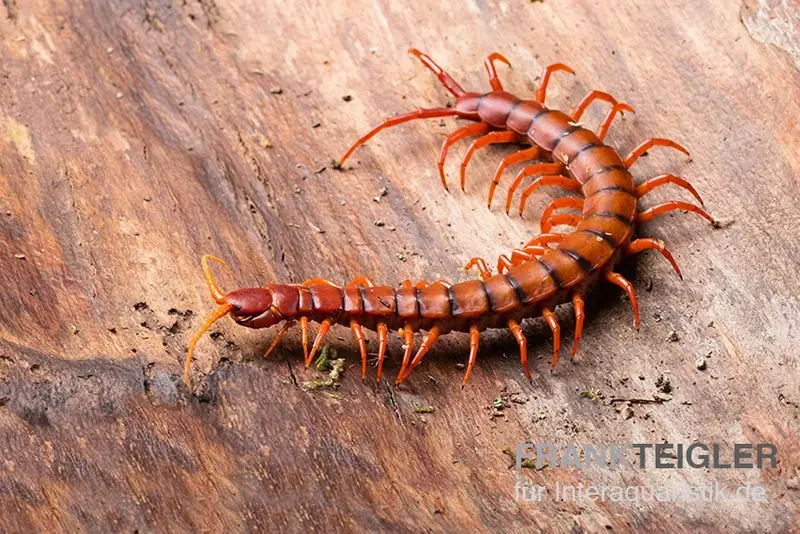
[
  {"left": 376, "top": 322, "right": 389, "bottom": 382},
  {"left": 347, "top": 276, "right": 375, "bottom": 288},
  {"left": 637, "top": 201, "right": 714, "bottom": 225},
  {"left": 525, "top": 232, "right": 566, "bottom": 248},
  {"left": 635, "top": 174, "right": 704, "bottom": 205},
  {"left": 439, "top": 123, "right": 491, "bottom": 191},
  {"left": 338, "top": 108, "right": 460, "bottom": 166},
  {"left": 597, "top": 103, "right": 635, "bottom": 140},
  {"left": 460, "top": 130, "right": 519, "bottom": 192},
  {"left": 396, "top": 324, "right": 415, "bottom": 383},
  {"left": 483, "top": 52, "right": 511, "bottom": 91},
  {"left": 264, "top": 320, "right": 295, "bottom": 358},
  {"left": 488, "top": 146, "right": 540, "bottom": 209},
  {"left": 408, "top": 48, "right": 466, "bottom": 97},
  {"left": 505, "top": 162, "right": 565, "bottom": 214},
  {"left": 536, "top": 63, "right": 575, "bottom": 103},
  {"left": 605, "top": 271, "right": 640, "bottom": 329},
  {"left": 349, "top": 320, "right": 369, "bottom": 379},
  {"left": 624, "top": 138, "right": 690, "bottom": 168},
  {"left": 497, "top": 248, "right": 545, "bottom": 274},
  {"left": 520, "top": 246, "right": 548, "bottom": 258},
  {"left": 302, "top": 278, "right": 340, "bottom": 288},
  {"left": 537, "top": 197, "right": 584, "bottom": 231},
  {"left": 518, "top": 175, "right": 581, "bottom": 216},
  {"left": 541, "top": 213, "right": 582, "bottom": 233},
  {"left": 398, "top": 326, "right": 441, "bottom": 383},
  {"left": 307, "top": 318, "right": 332, "bottom": 366},
  {"left": 571, "top": 90, "right": 618, "bottom": 121},
  {"left": 462, "top": 325, "right": 481, "bottom": 386},
  {"left": 464, "top": 257, "right": 493, "bottom": 280},
  {"left": 496, "top": 254, "right": 515, "bottom": 274},
  {"left": 507, "top": 319, "right": 531, "bottom": 381},
  {"left": 402, "top": 279, "right": 450, "bottom": 289},
  {"left": 571, "top": 293, "right": 585, "bottom": 358},
  {"left": 300, "top": 316, "right": 309, "bottom": 363},
  {"left": 542, "top": 307, "right": 561, "bottom": 369},
  {"left": 626, "top": 238, "right": 683, "bottom": 279}
]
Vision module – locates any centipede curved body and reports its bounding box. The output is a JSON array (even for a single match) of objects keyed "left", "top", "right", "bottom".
[{"left": 184, "top": 49, "right": 715, "bottom": 388}]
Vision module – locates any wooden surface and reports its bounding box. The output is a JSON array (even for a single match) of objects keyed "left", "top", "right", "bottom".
[{"left": 1, "top": 0, "right": 799, "bottom": 531}]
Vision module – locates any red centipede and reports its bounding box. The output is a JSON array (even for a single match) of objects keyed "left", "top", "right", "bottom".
[{"left": 184, "top": 49, "right": 715, "bottom": 388}]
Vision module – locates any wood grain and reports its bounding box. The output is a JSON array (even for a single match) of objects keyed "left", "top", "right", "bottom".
[{"left": 1, "top": 0, "right": 798, "bottom": 531}]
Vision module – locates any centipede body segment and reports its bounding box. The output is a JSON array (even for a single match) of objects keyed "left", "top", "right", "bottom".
[{"left": 184, "top": 49, "right": 715, "bottom": 389}]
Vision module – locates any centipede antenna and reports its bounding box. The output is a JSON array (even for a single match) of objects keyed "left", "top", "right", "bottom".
[
  {"left": 201, "top": 255, "right": 233, "bottom": 304},
  {"left": 184, "top": 303, "right": 234, "bottom": 387}
]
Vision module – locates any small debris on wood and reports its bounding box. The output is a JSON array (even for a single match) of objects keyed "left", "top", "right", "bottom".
[
  {"left": 652, "top": 392, "right": 673, "bottom": 403},
  {"left": 269, "top": 87, "right": 283, "bottom": 94},
  {"left": 311, "top": 120, "right": 321, "bottom": 128},
  {"left": 414, "top": 405, "right": 435, "bottom": 414},
  {"left": 667, "top": 330, "right": 679, "bottom": 342},
  {"left": 330, "top": 159, "right": 342, "bottom": 170},
  {"left": 372, "top": 187, "right": 388, "bottom": 202},
  {"left": 253, "top": 134, "right": 272, "bottom": 148},
  {"left": 308, "top": 222, "right": 325, "bottom": 234},
  {"left": 491, "top": 396, "right": 506, "bottom": 417},
  {"left": 342, "top": 95, "right": 352, "bottom": 102},
  {"left": 314, "top": 346, "right": 332, "bottom": 372},
  {"left": 502, "top": 447, "right": 544, "bottom": 469},
  {"left": 696, "top": 358, "right": 707, "bottom": 371},
  {"left": 609, "top": 396, "right": 669, "bottom": 405},
  {"left": 655, "top": 374, "right": 672, "bottom": 393},
  {"left": 579, "top": 389, "right": 601, "bottom": 401},
  {"left": 303, "top": 346, "right": 345, "bottom": 390},
  {"left": 374, "top": 220, "right": 385, "bottom": 227},
  {"left": 13, "top": 253, "right": 26, "bottom": 259},
  {"left": 313, "top": 165, "right": 326, "bottom": 174}
]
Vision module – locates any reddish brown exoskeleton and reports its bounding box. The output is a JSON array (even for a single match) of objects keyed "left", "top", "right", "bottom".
[{"left": 185, "top": 49, "right": 715, "bottom": 389}]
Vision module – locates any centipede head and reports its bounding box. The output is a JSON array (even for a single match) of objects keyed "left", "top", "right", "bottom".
[{"left": 183, "top": 255, "right": 284, "bottom": 387}]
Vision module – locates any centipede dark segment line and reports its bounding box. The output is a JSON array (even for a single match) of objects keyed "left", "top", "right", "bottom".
[{"left": 185, "top": 49, "right": 715, "bottom": 388}]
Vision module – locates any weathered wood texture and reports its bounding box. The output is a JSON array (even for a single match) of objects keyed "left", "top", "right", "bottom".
[{"left": 1, "top": 0, "right": 799, "bottom": 531}]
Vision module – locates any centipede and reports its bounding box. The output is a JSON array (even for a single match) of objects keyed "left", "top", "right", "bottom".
[{"left": 183, "top": 49, "right": 716, "bottom": 389}]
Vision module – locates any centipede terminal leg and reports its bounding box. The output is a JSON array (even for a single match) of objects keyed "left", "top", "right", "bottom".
[{"left": 483, "top": 52, "right": 511, "bottom": 91}]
